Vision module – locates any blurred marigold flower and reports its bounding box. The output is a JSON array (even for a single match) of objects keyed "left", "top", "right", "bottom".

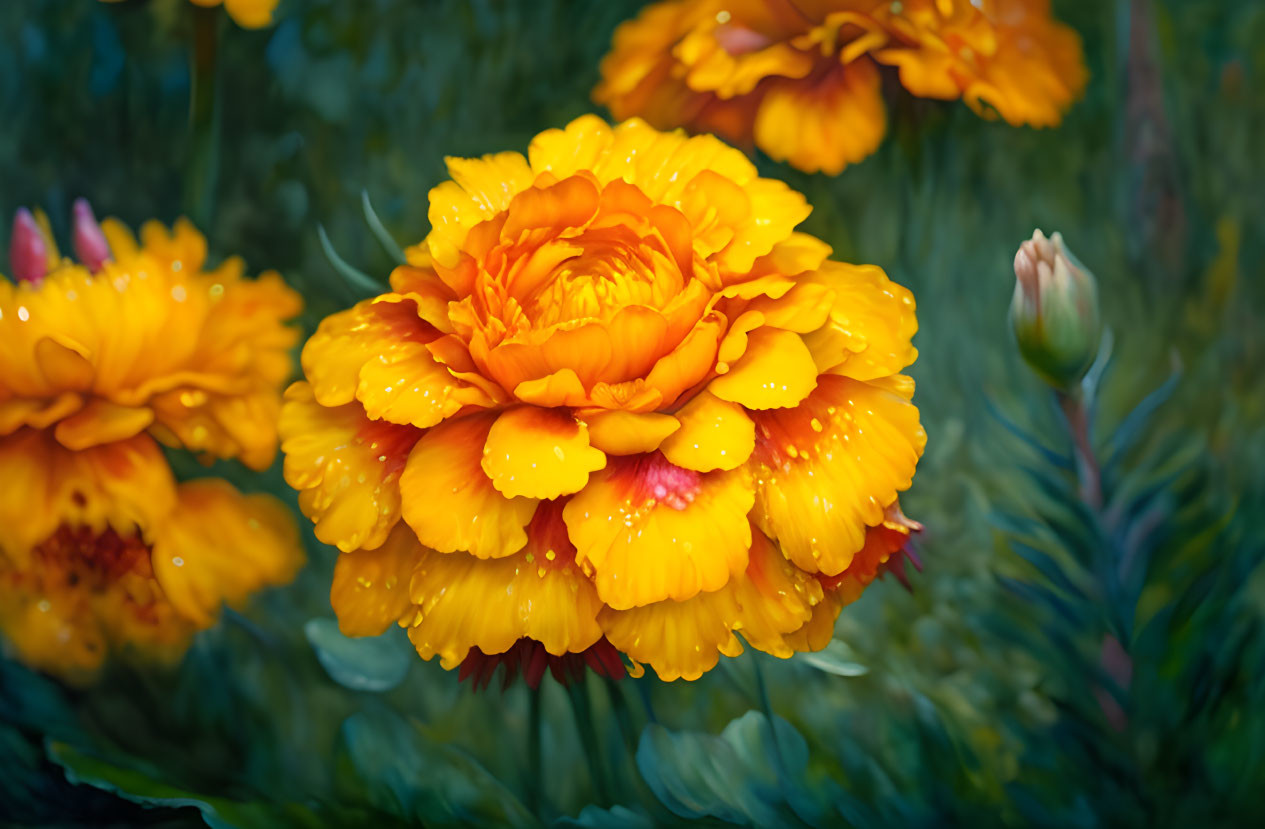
[
  {"left": 100, "top": 0, "right": 279, "bottom": 29},
  {"left": 594, "top": 0, "right": 1087, "bottom": 175},
  {"left": 280, "top": 115, "right": 925, "bottom": 683},
  {"left": 0, "top": 204, "right": 304, "bottom": 682},
  {"left": 1011, "top": 228, "right": 1101, "bottom": 391}
]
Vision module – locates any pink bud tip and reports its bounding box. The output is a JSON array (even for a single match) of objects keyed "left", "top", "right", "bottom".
[
  {"left": 72, "top": 199, "right": 112, "bottom": 273},
  {"left": 9, "top": 208, "right": 48, "bottom": 285}
]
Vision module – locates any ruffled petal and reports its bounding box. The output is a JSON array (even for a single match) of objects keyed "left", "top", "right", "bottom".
[
  {"left": 733, "top": 530, "right": 825, "bottom": 658},
  {"left": 599, "top": 585, "right": 743, "bottom": 681},
  {"left": 748, "top": 375, "right": 924, "bottom": 575},
  {"left": 398, "top": 412, "right": 538, "bottom": 558},
  {"left": 427, "top": 152, "right": 536, "bottom": 267},
  {"left": 481, "top": 406, "right": 607, "bottom": 499},
  {"left": 581, "top": 409, "right": 681, "bottom": 456},
  {"left": 151, "top": 479, "right": 302, "bottom": 628},
  {"left": 279, "top": 382, "right": 420, "bottom": 553},
  {"left": 408, "top": 501, "right": 604, "bottom": 668},
  {"left": 800, "top": 262, "right": 918, "bottom": 381},
  {"left": 659, "top": 390, "right": 754, "bottom": 472},
  {"left": 357, "top": 340, "right": 494, "bottom": 428},
  {"left": 708, "top": 327, "right": 818, "bottom": 410},
  {"left": 330, "top": 522, "right": 425, "bottom": 637},
  {"left": 563, "top": 453, "right": 753, "bottom": 609},
  {"left": 301, "top": 295, "right": 436, "bottom": 409}
]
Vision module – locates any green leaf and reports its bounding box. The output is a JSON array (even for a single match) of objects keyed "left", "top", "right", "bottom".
[
  {"left": 317, "top": 223, "right": 384, "bottom": 298},
  {"left": 554, "top": 805, "right": 654, "bottom": 828},
  {"left": 361, "top": 190, "right": 409, "bottom": 265},
  {"left": 304, "top": 618, "right": 411, "bottom": 693},
  {"left": 340, "top": 709, "right": 536, "bottom": 827},
  {"left": 796, "top": 640, "right": 869, "bottom": 677},
  {"left": 46, "top": 741, "right": 318, "bottom": 829},
  {"left": 635, "top": 711, "right": 820, "bottom": 827}
]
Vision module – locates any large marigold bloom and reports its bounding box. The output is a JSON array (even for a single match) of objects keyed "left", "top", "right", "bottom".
[
  {"left": 0, "top": 206, "right": 303, "bottom": 682},
  {"left": 100, "top": 0, "right": 279, "bottom": 29},
  {"left": 594, "top": 0, "right": 1087, "bottom": 175},
  {"left": 281, "top": 116, "right": 925, "bottom": 682}
]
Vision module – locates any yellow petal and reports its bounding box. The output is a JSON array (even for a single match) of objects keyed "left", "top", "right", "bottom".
[
  {"left": 408, "top": 501, "right": 604, "bottom": 668},
  {"left": 152, "top": 479, "right": 302, "bottom": 628},
  {"left": 659, "top": 390, "right": 754, "bottom": 472},
  {"left": 599, "top": 585, "right": 743, "bottom": 682},
  {"left": 398, "top": 412, "right": 537, "bottom": 558},
  {"left": 53, "top": 399, "right": 154, "bottom": 451},
  {"left": 481, "top": 406, "right": 606, "bottom": 499},
  {"left": 733, "top": 531, "right": 825, "bottom": 658},
  {"left": 800, "top": 262, "right": 918, "bottom": 381},
  {"left": 581, "top": 409, "right": 680, "bottom": 455},
  {"left": 279, "top": 382, "right": 420, "bottom": 553},
  {"left": 563, "top": 453, "right": 753, "bottom": 609},
  {"left": 513, "top": 368, "right": 590, "bottom": 408},
  {"left": 357, "top": 340, "right": 492, "bottom": 428},
  {"left": 426, "top": 152, "right": 535, "bottom": 267},
  {"left": 749, "top": 375, "right": 924, "bottom": 575},
  {"left": 707, "top": 327, "right": 818, "bottom": 410},
  {"left": 330, "top": 522, "right": 424, "bottom": 637},
  {"left": 301, "top": 295, "right": 436, "bottom": 409},
  {"left": 0, "top": 430, "right": 176, "bottom": 567}
]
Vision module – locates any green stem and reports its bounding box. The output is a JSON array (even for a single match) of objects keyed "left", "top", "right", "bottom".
[
  {"left": 187, "top": 5, "right": 221, "bottom": 228},
  {"left": 526, "top": 685, "right": 544, "bottom": 816},
  {"left": 566, "top": 679, "right": 613, "bottom": 805}
]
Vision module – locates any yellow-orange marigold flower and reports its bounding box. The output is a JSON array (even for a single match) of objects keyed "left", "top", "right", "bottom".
[
  {"left": 281, "top": 115, "right": 925, "bottom": 682},
  {"left": 100, "top": 0, "right": 279, "bottom": 29},
  {"left": 595, "top": 0, "right": 1087, "bottom": 175},
  {"left": 0, "top": 207, "right": 303, "bottom": 682}
]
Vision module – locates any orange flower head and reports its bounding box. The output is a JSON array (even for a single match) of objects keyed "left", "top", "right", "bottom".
[
  {"left": 0, "top": 203, "right": 303, "bottom": 682},
  {"left": 595, "top": 0, "right": 1087, "bottom": 174},
  {"left": 281, "top": 116, "right": 925, "bottom": 682}
]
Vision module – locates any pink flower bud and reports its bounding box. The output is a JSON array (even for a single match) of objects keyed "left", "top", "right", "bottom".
[
  {"left": 9, "top": 208, "right": 48, "bottom": 285},
  {"left": 72, "top": 199, "right": 112, "bottom": 273}
]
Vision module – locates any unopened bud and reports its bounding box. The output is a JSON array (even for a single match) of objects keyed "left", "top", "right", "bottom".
[
  {"left": 9, "top": 208, "right": 49, "bottom": 285},
  {"left": 1011, "top": 230, "right": 1101, "bottom": 391},
  {"left": 72, "top": 199, "right": 112, "bottom": 273}
]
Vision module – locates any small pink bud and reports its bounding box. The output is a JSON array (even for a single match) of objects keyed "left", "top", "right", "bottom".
[
  {"left": 72, "top": 199, "right": 112, "bottom": 273},
  {"left": 9, "top": 208, "right": 48, "bottom": 285}
]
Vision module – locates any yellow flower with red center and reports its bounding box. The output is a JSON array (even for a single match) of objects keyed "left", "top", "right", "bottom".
[
  {"left": 0, "top": 203, "right": 303, "bottom": 682},
  {"left": 100, "top": 0, "right": 279, "bottom": 29},
  {"left": 281, "top": 115, "right": 925, "bottom": 682},
  {"left": 595, "top": 0, "right": 1087, "bottom": 175}
]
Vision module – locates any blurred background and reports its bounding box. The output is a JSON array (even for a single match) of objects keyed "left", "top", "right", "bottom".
[{"left": 2, "top": 0, "right": 1263, "bottom": 826}]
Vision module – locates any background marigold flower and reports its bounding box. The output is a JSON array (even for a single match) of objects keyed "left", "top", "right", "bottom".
[
  {"left": 594, "top": 0, "right": 1088, "bottom": 175},
  {"left": 0, "top": 205, "right": 304, "bottom": 682},
  {"left": 282, "top": 115, "right": 925, "bottom": 683},
  {"left": 100, "top": 0, "right": 280, "bottom": 29}
]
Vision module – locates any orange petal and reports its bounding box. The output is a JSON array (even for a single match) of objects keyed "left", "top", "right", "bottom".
[
  {"left": 707, "top": 327, "right": 818, "bottom": 410},
  {"left": 279, "top": 382, "right": 420, "bottom": 553},
  {"left": 748, "top": 375, "right": 924, "bottom": 575},
  {"left": 152, "top": 480, "right": 302, "bottom": 628},
  {"left": 513, "top": 368, "right": 590, "bottom": 408},
  {"left": 53, "top": 399, "right": 154, "bottom": 451},
  {"left": 659, "top": 390, "right": 754, "bottom": 472},
  {"left": 398, "top": 412, "right": 538, "bottom": 558},
  {"left": 427, "top": 152, "right": 535, "bottom": 267},
  {"left": 754, "top": 60, "right": 887, "bottom": 176},
  {"left": 643, "top": 311, "right": 724, "bottom": 408},
  {"left": 800, "top": 261, "right": 918, "bottom": 381},
  {"left": 598, "top": 585, "right": 743, "bottom": 682},
  {"left": 733, "top": 531, "right": 825, "bottom": 658},
  {"left": 301, "top": 295, "right": 436, "bottom": 408},
  {"left": 581, "top": 409, "right": 680, "bottom": 456},
  {"left": 482, "top": 406, "right": 607, "bottom": 499},
  {"left": 408, "top": 501, "right": 604, "bottom": 668},
  {"left": 330, "top": 522, "right": 424, "bottom": 637},
  {"left": 0, "top": 429, "right": 176, "bottom": 567},
  {"left": 356, "top": 340, "right": 493, "bottom": 428},
  {"left": 563, "top": 453, "right": 753, "bottom": 609}
]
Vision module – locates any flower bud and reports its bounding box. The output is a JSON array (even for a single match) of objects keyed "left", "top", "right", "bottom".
[
  {"left": 9, "top": 208, "right": 49, "bottom": 285},
  {"left": 1010, "top": 229, "right": 1101, "bottom": 390},
  {"left": 72, "top": 198, "right": 112, "bottom": 273}
]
